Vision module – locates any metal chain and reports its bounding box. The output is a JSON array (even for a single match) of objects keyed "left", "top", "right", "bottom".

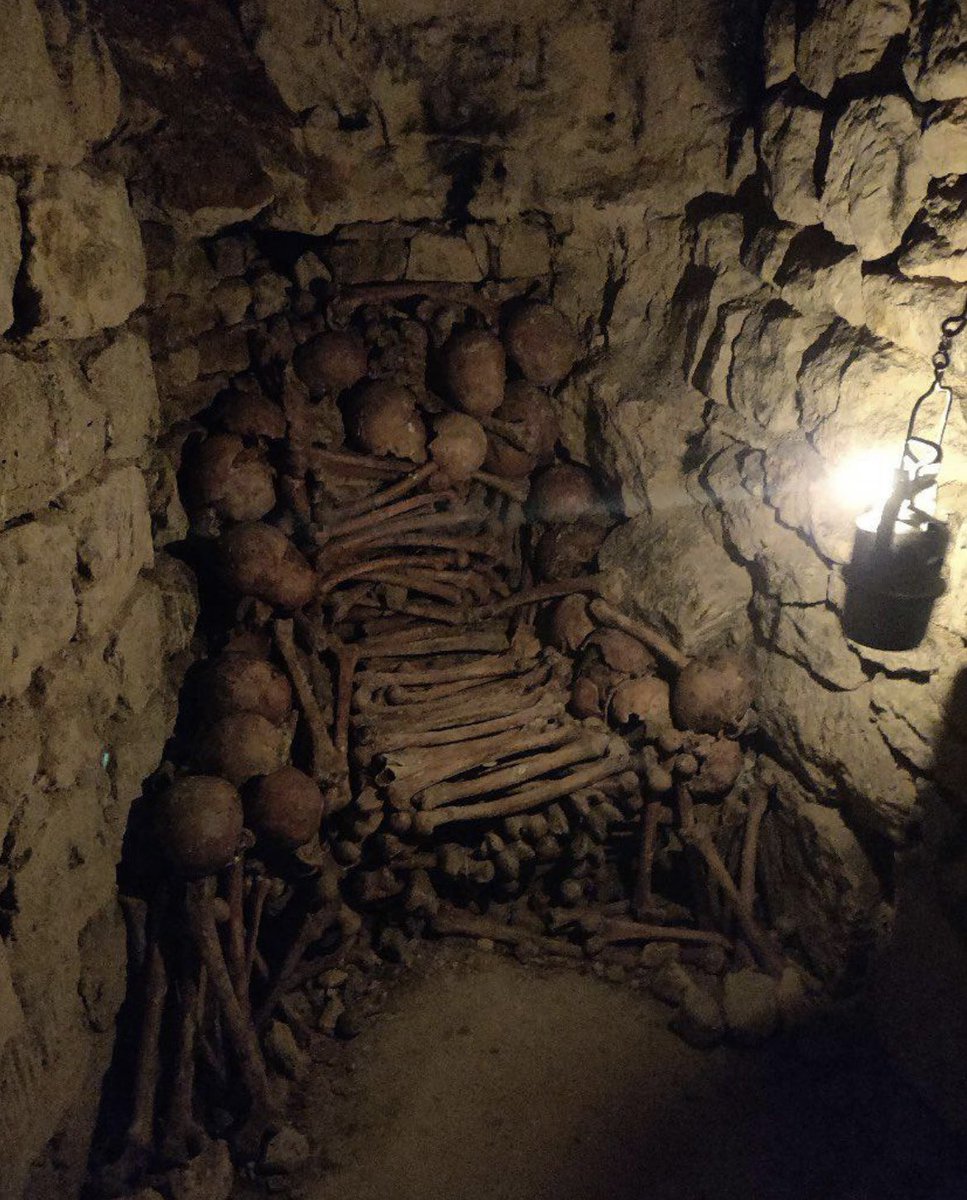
[{"left": 932, "top": 295, "right": 967, "bottom": 383}]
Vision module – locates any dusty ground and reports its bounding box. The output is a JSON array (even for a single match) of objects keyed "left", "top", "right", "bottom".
[{"left": 266, "top": 943, "right": 966, "bottom": 1200}]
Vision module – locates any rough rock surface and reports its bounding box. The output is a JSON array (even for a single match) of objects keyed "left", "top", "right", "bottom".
[
  {"left": 921, "top": 100, "right": 967, "bottom": 177},
  {"left": 758, "top": 761, "right": 887, "bottom": 987},
  {"left": 905, "top": 0, "right": 967, "bottom": 101},
  {"left": 599, "top": 507, "right": 752, "bottom": 657},
  {"left": 760, "top": 94, "right": 823, "bottom": 227},
  {"left": 898, "top": 178, "right": 967, "bottom": 282},
  {"left": 24, "top": 168, "right": 146, "bottom": 338},
  {"left": 0, "top": 176, "right": 20, "bottom": 334},
  {"left": 819, "top": 95, "right": 928, "bottom": 261},
  {"left": 796, "top": 0, "right": 909, "bottom": 97}
]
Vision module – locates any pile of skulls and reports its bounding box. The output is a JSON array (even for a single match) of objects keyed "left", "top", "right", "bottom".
[{"left": 98, "top": 278, "right": 783, "bottom": 1193}]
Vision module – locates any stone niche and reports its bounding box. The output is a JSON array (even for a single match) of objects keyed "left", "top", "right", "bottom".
[{"left": 3, "top": 0, "right": 967, "bottom": 1196}]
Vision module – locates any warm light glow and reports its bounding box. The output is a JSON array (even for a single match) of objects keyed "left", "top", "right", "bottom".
[{"left": 829, "top": 448, "right": 898, "bottom": 517}]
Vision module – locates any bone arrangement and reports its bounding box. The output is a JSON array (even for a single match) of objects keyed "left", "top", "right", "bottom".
[{"left": 102, "top": 282, "right": 781, "bottom": 1188}]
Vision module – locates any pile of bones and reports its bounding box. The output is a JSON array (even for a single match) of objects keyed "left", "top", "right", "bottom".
[{"left": 103, "top": 279, "right": 787, "bottom": 1188}]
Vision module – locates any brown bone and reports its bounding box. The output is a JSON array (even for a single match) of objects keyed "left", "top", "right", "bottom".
[{"left": 411, "top": 740, "right": 629, "bottom": 833}]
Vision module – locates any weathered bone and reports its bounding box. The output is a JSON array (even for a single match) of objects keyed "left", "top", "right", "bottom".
[
  {"left": 411, "top": 742, "right": 630, "bottom": 833},
  {"left": 379, "top": 720, "right": 573, "bottom": 806},
  {"left": 274, "top": 618, "right": 339, "bottom": 781},
  {"left": 414, "top": 728, "right": 605, "bottom": 811},
  {"left": 674, "top": 785, "right": 783, "bottom": 978},
  {"left": 185, "top": 880, "right": 275, "bottom": 1118},
  {"left": 359, "top": 693, "right": 565, "bottom": 753},
  {"left": 589, "top": 597, "right": 690, "bottom": 673}
]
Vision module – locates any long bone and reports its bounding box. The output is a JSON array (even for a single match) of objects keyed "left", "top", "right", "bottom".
[
  {"left": 414, "top": 729, "right": 607, "bottom": 812},
  {"left": 409, "top": 740, "right": 629, "bottom": 833},
  {"left": 184, "top": 881, "right": 273, "bottom": 1102},
  {"left": 161, "top": 962, "right": 208, "bottom": 1164},
  {"left": 323, "top": 462, "right": 436, "bottom": 525},
  {"left": 324, "top": 489, "right": 455, "bottom": 543},
  {"left": 353, "top": 659, "right": 561, "bottom": 726},
  {"left": 589, "top": 597, "right": 690, "bottom": 673},
  {"left": 274, "top": 618, "right": 339, "bottom": 782},
  {"left": 359, "top": 628, "right": 510, "bottom": 658},
  {"left": 674, "top": 784, "right": 783, "bottom": 977},
  {"left": 379, "top": 721, "right": 574, "bottom": 807},
  {"left": 356, "top": 693, "right": 564, "bottom": 753}
]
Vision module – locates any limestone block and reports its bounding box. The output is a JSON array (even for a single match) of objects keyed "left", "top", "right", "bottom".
[
  {"left": 0, "top": 698, "right": 41, "bottom": 840},
  {"left": 107, "top": 692, "right": 173, "bottom": 822},
  {"left": 775, "top": 230, "right": 865, "bottom": 327},
  {"left": 0, "top": 517, "right": 77, "bottom": 700},
  {"left": 0, "top": 943, "right": 24, "bottom": 1056},
  {"left": 250, "top": 268, "right": 289, "bottom": 320},
  {"left": 796, "top": 0, "right": 910, "bottom": 98},
  {"left": 705, "top": 445, "right": 830, "bottom": 605},
  {"left": 921, "top": 100, "right": 967, "bottom": 177},
  {"left": 326, "top": 234, "right": 409, "bottom": 284},
  {"left": 25, "top": 168, "right": 146, "bottom": 339},
  {"left": 820, "top": 95, "right": 929, "bottom": 261},
  {"left": 33, "top": 639, "right": 114, "bottom": 791},
  {"left": 0, "top": 176, "right": 19, "bottom": 335},
  {"left": 84, "top": 331, "right": 159, "bottom": 463},
  {"left": 760, "top": 92, "right": 823, "bottom": 227},
  {"left": 213, "top": 277, "right": 253, "bottom": 325},
  {"left": 0, "top": 0, "right": 78, "bottom": 164},
  {"left": 692, "top": 299, "right": 759, "bottom": 405},
  {"left": 741, "top": 221, "right": 798, "bottom": 286},
  {"left": 859, "top": 271, "right": 964, "bottom": 365},
  {"left": 491, "top": 220, "right": 551, "bottom": 278},
  {"left": 794, "top": 319, "right": 859, "bottom": 433},
  {"left": 751, "top": 594, "right": 868, "bottom": 691},
  {"left": 755, "top": 650, "right": 919, "bottom": 839},
  {"left": 898, "top": 177, "right": 967, "bottom": 283},
  {"left": 763, "top": 0, "right": 796, "bottom": 89},
  {"left": 757, "top": 757, "right": 887, "bottom": 987},
  {"left": 0, "top": 350, "right": 104, "bottom": 523},
  {"left": 152, "top": 553, "right": 199, "bottom": 660},
  {"left": 66, "top": 467, "right": 154, "bottom": 639},
  {"left": 905, "top": 0, "right": 967, "bottom": 101},
  {"left": 106, "top": 581, "right": 165, "bottom": 715},
  {"left": 406, "top": 231, "right": 486, "bottom": 283},
  {"left": 77, "top": 906, "right": 126, "bottom": 1035},
  {"left": 599, "top": 505, "right": 752, "bottom": 657},
  {"left": 728, "top": 302, "right": 830, "bottom": 434},
  {"left": 60, "top": 27, "right": 121, "bottom": 146},
  {"left": 870, "top": 677, "right": 942, "bottom": 773}
]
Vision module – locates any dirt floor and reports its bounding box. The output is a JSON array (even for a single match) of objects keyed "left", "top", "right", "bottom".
[{"left": 271, "top": 943, "right": 966, "bottom": 1200}]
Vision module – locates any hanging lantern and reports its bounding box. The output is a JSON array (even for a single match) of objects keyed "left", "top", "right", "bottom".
[{"left": 840, "top": 314, "right": 963, "bottom": 651}]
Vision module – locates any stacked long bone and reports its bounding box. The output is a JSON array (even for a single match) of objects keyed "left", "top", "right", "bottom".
[{"left": 101, "top": 283, "right": 783, "bottom": 1189}]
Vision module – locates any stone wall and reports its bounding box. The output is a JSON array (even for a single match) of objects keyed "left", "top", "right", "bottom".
[
  {"left": 644, "top": 1, "right": 967, "bottom": 1002},
  {"left": 0, "top": 5, "right": 196, "bottom": 1198}
]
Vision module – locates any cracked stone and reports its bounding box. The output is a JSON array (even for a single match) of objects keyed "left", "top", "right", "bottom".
[
  {"left": 751, "top": 594, "right": 868, "bottom": 691},
  {"left": 757, "top": 757, "right": 888, "bottom": 988},
  {"left": 728, "top": 302, "right": 830, "bottom": 434},
  {"left": 763, "top": 0, "right": 796, "bottom": 89},
  {"left": 754, "top": 650, "right": 920, "bottom": 840},
  {"left": 905, "top": 0, "right": 967, "bottom": 102},
  {"left": 921, "top": 100, "right": 967, "bottom": 177},
  {"left": 599, "top": 503, "right": 752, "bottom": 658},
  {"left": 760, "top": 92, "right": 823, "bottom": 227},
  {"left": 819, "top": 95, "right": 929, "bottom": 261},
  {"left": 898, "top": 177, "right": 967, "bottom": 283},
  {"left": 796, "top": 0, "right": 910, "bottom": 98}
]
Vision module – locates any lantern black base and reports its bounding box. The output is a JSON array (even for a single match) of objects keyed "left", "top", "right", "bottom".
[{"left": 840, "top": 519, "right": 949, "bottom": 652}]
